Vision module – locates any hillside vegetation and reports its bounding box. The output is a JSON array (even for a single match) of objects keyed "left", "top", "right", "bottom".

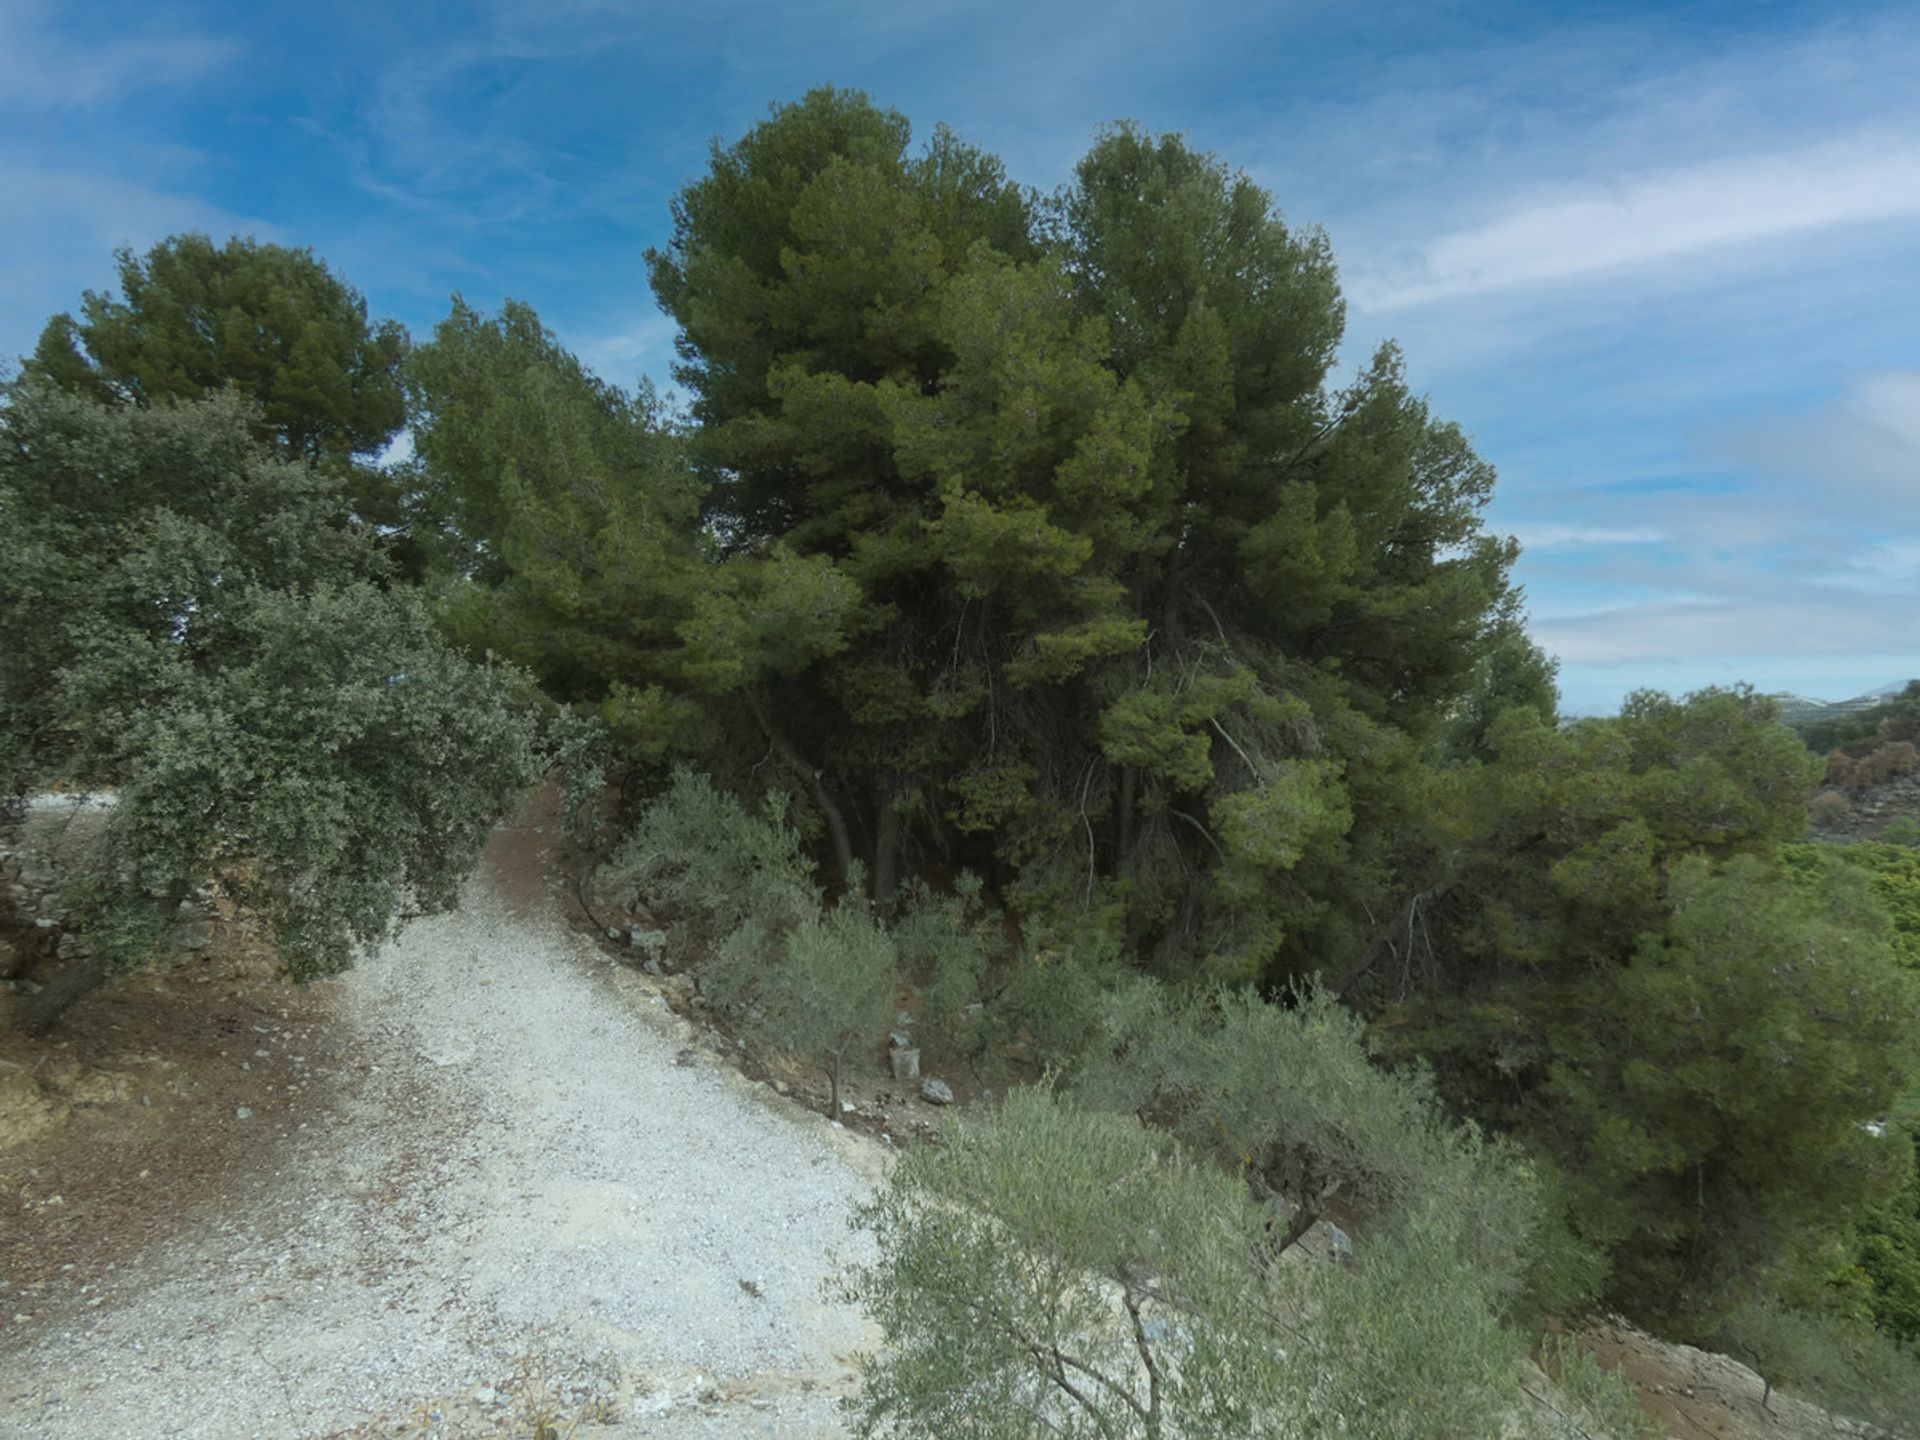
[{"left": 5, "top": 88, "right": 1919, "bottom": 1435}]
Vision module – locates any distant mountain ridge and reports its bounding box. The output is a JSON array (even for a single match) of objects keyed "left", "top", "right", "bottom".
[{"left": 1772, "top": 682, "right": 1911, "bottom": 726}]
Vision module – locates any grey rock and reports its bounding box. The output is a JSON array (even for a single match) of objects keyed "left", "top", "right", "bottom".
[
  {"left": 235, "top": 1106, "right": 253, "bottom": 1120},
  {"left": 628, "top": 928, "right": 668, "bottom": 955},
  {"left": 894, "top": 1009, "right": 914, "bottom": 1029},
  {"left": 919, "top": 1077, "right": 954, "bottom": 1105},
  {"left": 642, "top": 956, "right": 663, "bottom": 977},
  {"left": 889, "top": 1047, "right": 921, "bottom": 1082},
  {"left": 888, "top": 1028, "right": 912, "bottom": 1050}
]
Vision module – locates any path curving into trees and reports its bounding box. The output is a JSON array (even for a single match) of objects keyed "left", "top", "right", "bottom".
[{"left": 2, "top": 809, "right": 879, "bottom": 1438}]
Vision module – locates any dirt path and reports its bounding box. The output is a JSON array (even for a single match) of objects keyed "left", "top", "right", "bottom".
[{"left": 2, "top": 812, "right": 883, "bottom": 1439}]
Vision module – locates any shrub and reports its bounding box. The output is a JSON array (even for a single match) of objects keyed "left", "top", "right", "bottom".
[
  {"left": 989, "top": 931, "right": 1139, "bottom": 1075},
  {"left": 1809, "top": 791, "right": 1852, "bottom": 829},
  {"left": 595, "top": 767, "right": 819, "bottom": 943},
  {"left": 1713, "top": 1297, "right": 1920, "bottom": 1436},
  {"left": 721, "top": 890, "right": 899, "bottom": 1116},
  {"left": 1881, "top": 815, "right": 1920, "bottom": 848},
  {"left": 1078, "top": 982, "right": 1542, "bottom": 1311},
  {"left": 890, "top": 873, "right": 1003, "bottom": 1065},
  {"left": 842, "top": 1087, "right": 1526, "bottom": 1440}
]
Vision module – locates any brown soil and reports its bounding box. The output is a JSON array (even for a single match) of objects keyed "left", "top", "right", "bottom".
[
  {"left": 1568, "top": 1319, "right": 1884, "bottom": 1440},
  {"left": 0, "top": 923, "right": 352, "bottom": 1331}
]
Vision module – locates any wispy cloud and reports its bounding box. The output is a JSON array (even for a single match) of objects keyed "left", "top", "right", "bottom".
[
  {"left": 0, "top": 162, "right": 267, "bottom": 361},
  {"left": 0, "top": 2, "right": 235, "bottom": 111},
  {"left": 1360, "top": 135, "right": 1920, "bottom": 310},
  {"left": 573, "top": 310, "right": 677, "bottom": 388},
  {"left": 1536, "top": 591, "right": 1916, "bottom": 667},
  {"left": 1720, "top": 369, "right": 1920, "bottom": 510},
  {"left": 1507, "top": 523, "right": 1668, "bottom": 550}
]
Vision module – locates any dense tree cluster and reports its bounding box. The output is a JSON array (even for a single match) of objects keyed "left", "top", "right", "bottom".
[{"left": 7, "top": 86, "right": 1919, "bottom": 1431}]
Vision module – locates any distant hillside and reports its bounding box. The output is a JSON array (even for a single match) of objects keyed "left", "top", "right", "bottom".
[{"left": 1773, "top": 681, "right": 1913, "bottom": 729}]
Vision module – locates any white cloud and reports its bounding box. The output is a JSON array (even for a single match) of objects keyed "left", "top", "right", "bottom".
[
  {"left": 1360, "top": 135, "right": 1920, "bottom": 310},
  {"left": 1535, "top": 594, "right": 1917, "bottom": 666},
  {"left": 1719, "top": 369, "right": 1920, "bottom": 513},
  {"left": 0, "top": 3, "right": 235, "bottom": 110},
  {"left": 572, "top": 311, "right": 677, "bottom": 387},
  {"left": 0, "top": 162, "right": 268, "bottom": 362},
  {"left": 1507, "top": 523, "right": 1667, "bottom": 549}
]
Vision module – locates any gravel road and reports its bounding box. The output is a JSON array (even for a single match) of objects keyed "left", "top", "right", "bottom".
[{"left": 3, "top": 820, "right": 882, "bottom": 1438}]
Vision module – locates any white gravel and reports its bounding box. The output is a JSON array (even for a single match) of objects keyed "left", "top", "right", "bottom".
[{"left": 3, "top": 865, "right": 882, "bottom": 1438}]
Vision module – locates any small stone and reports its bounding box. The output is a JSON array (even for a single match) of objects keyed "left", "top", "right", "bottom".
[
  {"left": 895, "top": 1009, "right": 914, "bottom": 1029},
  {"left": 235, "top": 1106, "right": 253, "bottom": 1120},
  {"left": 919, "top": 1077, "right": 954, "bottom": 1105},
  {"left": 771, "top": 1080, "right": 790, "bottom": 1096},
  {"left": 888, "top": 1029, "right": 912, "bottom": 1050},
  {"left": 139, "top": 1093, "right": 152, "bottom": 1108},
  {"left": 889, "top": 1047, "right": 921, "bottom": 1082},
  {"left": 642, "top": 956, "right": 663, "bottom": 977},
  {"left": 473, "top": 1386, "right": 497, "bottom": 1406}
]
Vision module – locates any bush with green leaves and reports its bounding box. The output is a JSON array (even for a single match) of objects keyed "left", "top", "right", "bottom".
[
  {"left": 842, "top": 1086, "right": 1527, "bottom": 1440},
  {"left": 891, "top": 873, "right": 1004, "bottom": 1065},
  {"left": 599, "top": 771, "right": 899, "bottom": 1113},
  {"left": 594, "top": 767, "right": 821, "bottom": 945},
  {"left": 0, "top": 382, "right": 542, "bottom": 1030},
  {"left": 1543, "top": 853, "right": 1920, "bottom": 1320},
  {"left": 720, "top": 890, "right": 900, "bottom": 1115},
  {"left": 1077, "top": 983, "right": 1540, "bottom": 1309},
  {"left": 1712, "top": 1297, "right": 1920, "bottom": 1437}
]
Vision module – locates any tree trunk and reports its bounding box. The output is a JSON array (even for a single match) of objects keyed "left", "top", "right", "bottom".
[
  {"left": 1117, "top": 764, "right": 1137, "bottom": 863},
  {"left": 826, "top": 1055, "right": 841, "bottom": 1120},
  {"left": 16, "top": 950, "right": 113, "bottom": 1035},
  {"left": 743, "top": 690, "right": 857, "bottom": 886}
]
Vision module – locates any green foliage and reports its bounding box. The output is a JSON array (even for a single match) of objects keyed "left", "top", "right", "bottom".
[
  {"left": 1848, "top": 1112, "right": 1920, "bottom": 1349},
  {"left": 1712, "top": 1298, "right": 1920, "bottom": 1437},
  {"left": 25, "top": 234, "right": 410, "bottom": 538},
  {"left": 0, "top": 382, "right": 540, "bottom": 1005},
  {"left": 596, "top": 768, "right": 820, "bottom": 944},
  {"left": 1544, "top": 854, "right": 1919, "bottom": 1322},
  {"left": 990, "top": 932, "right": 1140, "bottom": 1076},
  {"left": 1781, "top": 841, "right": 1920, "bottom": 970},
  {"left": 738, "top": 892, "right": 900, "bottom": 1111},
  {"left": 623, "top": 88, "right": 1526, "bottom": 965},
  {"left": 842, "top": 1087, "right": 1525, "bottom": 1440},
  {"left": 598, "top": 770, "right": 896, "bottom": 1111},
  {"left": 891, "top": 873, "right": 1004, "bottom": 1064},
  {"left": 1881, "top": 815, "right": 1920, "bottom": 847},
  {"left": 405, "top": 298, "right": 716, "bottom": 746},
  {"left": 1376, "top": 687, "right": 1861, "bottom": 1323},
  {"left": 27, "top": 235, "right": 407, "bottom": 463},
  {"left": 1078, "top": 983, "right": 1540, "bottom": 1312}
]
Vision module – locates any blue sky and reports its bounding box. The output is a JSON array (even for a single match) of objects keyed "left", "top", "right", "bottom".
[{"left": 4, "top": 0, "right": 1916, "bottom": 713}]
